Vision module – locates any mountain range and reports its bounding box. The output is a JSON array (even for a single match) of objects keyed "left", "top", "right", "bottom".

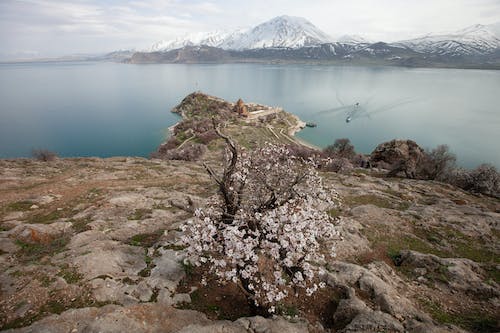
[{"left": 128, "top": 16, "right": 500, "bottom": 69}]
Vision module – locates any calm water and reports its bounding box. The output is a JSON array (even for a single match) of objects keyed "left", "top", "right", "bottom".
[{"left": 0, "top": 62, "right": 499, "bottom": 168}]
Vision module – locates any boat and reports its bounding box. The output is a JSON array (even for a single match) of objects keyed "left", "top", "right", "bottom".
[{"left": 305, "top": 122, "right": 317, "bottom": 128}]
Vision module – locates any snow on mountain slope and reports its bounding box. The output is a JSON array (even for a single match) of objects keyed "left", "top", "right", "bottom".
[
  {"left": 147, "top": 16, "right": 500, "bottom": 58},
  {"left": 149, "top": 30, "right": 242, "bottom": 52},
  {"left": 394, "top": 24, "right": 500, "bottom": 56},
  {"left": 337, "top": 34, "right": 372, "bottom": 44},
  {"left": 149, "top": 16, "right": 333, "bottom": 52},
  {"left": 221, "top": 15, "right": 333, "bottom": 50}
]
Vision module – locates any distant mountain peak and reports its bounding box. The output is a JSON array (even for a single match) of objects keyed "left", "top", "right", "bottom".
[
  {"left": 149, "top": 15, "right": 333, "bottom": 52},
  {"left": 223, "top": 15, "right": 332, "bottom": 50},
  {"left": 337, "top": 34, "right": 371, "bottom": 44},
  {"left": 394, "top": 23, "right": 500, "bottom": 56}
]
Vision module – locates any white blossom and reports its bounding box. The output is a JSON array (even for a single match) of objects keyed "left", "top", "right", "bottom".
[{"left": 181, "top": 143, "right": 341, "bottom": 311}]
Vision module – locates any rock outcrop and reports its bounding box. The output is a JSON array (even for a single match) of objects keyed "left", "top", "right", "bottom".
[{"left": 370, "top": 139, "right": 426, "bottom": 178}]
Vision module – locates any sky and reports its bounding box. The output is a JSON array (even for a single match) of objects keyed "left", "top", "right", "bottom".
[{"left": 1, "top": 0, "right": 500, "bottom": 58}]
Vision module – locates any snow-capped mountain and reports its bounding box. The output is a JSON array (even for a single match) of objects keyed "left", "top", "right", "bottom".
[
  {"left": 337, "top": 35, "right": 372, "bottom": 44},
  {"left": 149, "top": 31, "right": 237, "bottom": 52},
  {"left": 150, "top": 16, "right": 333, "bottom": 52},
  {"left": 394, "top": 23, "right": 500, "bottom": 56},
  {"left": 220, "top": 15, "right": 333, "bottom": 50},
  {"left": 137, "top": 17, "right": 500, "bottom": 68}
]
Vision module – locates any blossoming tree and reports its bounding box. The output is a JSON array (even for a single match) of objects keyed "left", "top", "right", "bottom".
[{"left": 181, "top": 122, "right": 341, "bottom": 313}]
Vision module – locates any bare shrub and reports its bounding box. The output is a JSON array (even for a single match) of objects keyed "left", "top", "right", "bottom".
[
  {"left": 448, "top": 164, "right": 500, "bottom": 197},
  {"left": 322, "top": 157, "right": 353, "bottom": 173},
  {"left": 351, "top": 153, "right": 371, "bottom": 168},
  {"left": 419, "top": 145, "right": 456, "bottom": 180},
  {"left": 285, "top": 144, "right": 318, "bottom": 161},
  {"left": 196, "top": 130, "right": 219, "bottom": 145},
  {"left": 323, "top": 138, "right": 356, "bottom": 159},
  {"left": 31, "top": 149, "right": 58, "bottom": 162},
  {"left": 161, "top": 143, "right": 207, "bottom": 161}
]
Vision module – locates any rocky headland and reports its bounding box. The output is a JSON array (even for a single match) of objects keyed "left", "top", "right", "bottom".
[{"left": 0, "top": 93, "right": 498, "bottom": 332}]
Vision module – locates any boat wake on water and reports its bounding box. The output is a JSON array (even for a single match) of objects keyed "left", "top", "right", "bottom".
[{"left": 315, "top": 92, "right": 419, "bottom": 124}]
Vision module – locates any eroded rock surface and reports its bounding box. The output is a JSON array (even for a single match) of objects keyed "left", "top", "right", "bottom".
[{"left": 0, "top": 151, "right": 498, "bottom": 332}]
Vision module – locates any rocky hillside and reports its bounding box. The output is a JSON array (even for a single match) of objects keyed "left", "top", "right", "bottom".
[{"left": 0, "top": 94, "right": 498, "bottom": 332}]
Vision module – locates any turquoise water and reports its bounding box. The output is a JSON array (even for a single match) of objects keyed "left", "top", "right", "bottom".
[{"left": 0, "top": 62, "right": 499, "bottom": 168}]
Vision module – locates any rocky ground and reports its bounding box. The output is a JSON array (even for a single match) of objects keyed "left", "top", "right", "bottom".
[{"left": 0, "top": 95, "right": 499, "bottom": 333}]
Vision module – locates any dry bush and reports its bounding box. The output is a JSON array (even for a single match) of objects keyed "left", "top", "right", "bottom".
[
  {"left": 285, "top": 144, "right": 318, "bottom": 161},
  {"left": 323, "top": 138, "right": 356, "bottom": 160},
  {"left": 31, "top": 149, "right": 58, "bottom": 162},
  {"left": 352, "top": 153, "right": 371, "bottom": 168},
  {"left": 196, "top": 130, "right": 219, "bottom": 145},
  {"left": 157, "top": 143, "right": 207, "bottom": 161},
  {"left": 447, "top": 164, "right": 500, "bottom": 197},
  {"left": 418, "top": 145, "right": 456, "bottom": 180},
  {"left": 322, "top": 157, "right": 353, "bottom": 173}
]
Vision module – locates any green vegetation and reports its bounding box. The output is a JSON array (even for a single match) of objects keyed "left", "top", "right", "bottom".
[
  {"left": 71, "top": 217, "right": 92, "bottom": 233},
  {"left": 164, "top": 244, "right": 187, "bottom": 251},
  {"left": 326, "top": 208, "right": 341, "bottom": 218},
  {"left": 138, "top": 252, "right": 156, "bottom": 277},
  {"left": 344, "top": 194, "right": 410, "bottom": 211},
  {"left": 180, "top": 260, "right": 194, "bottom": 276},
  {"left": 412, "top": 224, "right": 499, "bottom": 264},
  {"left": 127, "top": 229, "right": 164, "bottom": 247},
  {"left": 58, "top": 264, "right": 83, "bottom": 284},
  {"left": 127, "top": 208, "right": 153, "bottom": 220},
  {"left": 15, "top": 236, "right": 69, "bottom": 263},
  {"left": 5, "top": 200, "right": 33, "bottom": 212},
  {"left": 418, "top": 298, "right": 498, "bottom": 333},
  {"left": 276, "top": 303, "right": 299, "bottom": 317}
]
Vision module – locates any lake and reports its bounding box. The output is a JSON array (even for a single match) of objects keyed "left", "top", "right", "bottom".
[{"left": 0, "top": 62, "right": 499, "bottom": 168}]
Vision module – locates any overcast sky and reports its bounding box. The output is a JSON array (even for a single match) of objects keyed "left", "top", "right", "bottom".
[{"left": 1, "top": 0, "right": 499, "bottom": 58}]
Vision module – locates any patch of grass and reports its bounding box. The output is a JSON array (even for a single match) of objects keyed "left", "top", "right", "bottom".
[
  {"left": 418, "top": 298, "right": 498, "bottom": 333},
  {"left": 164, "top": 244, "right": 187, "bottom": 251},
  {"left": 15, "top": 236, "right": 70, "bottom": 263},
  {"left": 484, "top": 265, "right": 500, "bottom": 284},
  {"left": 0, "top": 295, "right": 114, "bottom": 331},
  {"left": 363, "top": 226, "right": 448, "bottom": 262},
  {"left": 127, "top": 208, "right": 153, "bottom": 221},
  {"left": 276, "top": 303, "right": 299, "bottom": 317},
  {"left": 149, "top": 288, "right": 160, "bottom": 302},
  {"left": 71, "top": 217, "right": 92, "bottom": 233},
  {"left": 413, "top": 225, "right": 499, "bottom": 264},
  {"left": 180, "top": 260, "right": 194, "bottom": 276},
  {"left": 138, "top": 253, "right": 156, "bottom": 277},
  {"left": 344, "top": 194, "right": 410, "bottom": 211},
  {"left": 13, "top": 300, "right": 27, "bottom": 311},
  {"left": 453, "top": 239, "right": 498, "bottom": 264},
  {"left": 152, "top": 203, "right": 169, "bottom": 210},
  {"left": 5, "top": 201, "right": 33, "bottom": 212},
  {"left": 122, "top": 277, "right": 138, "bottom": 285},
  {"left": 36, "top": 274, "right": 55, "bottom": 287},
  {"left": 127, "top": 229, "right": 164, "bottom": 248},
  {"left": 27, "top": 209, "right": 69, "bottom": 224},
  {"left": 58, "top": 265, "right": 83, "bottom": 284},
  {"left": 326, "top": 208, "right": 341, "bottom": 218}
]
